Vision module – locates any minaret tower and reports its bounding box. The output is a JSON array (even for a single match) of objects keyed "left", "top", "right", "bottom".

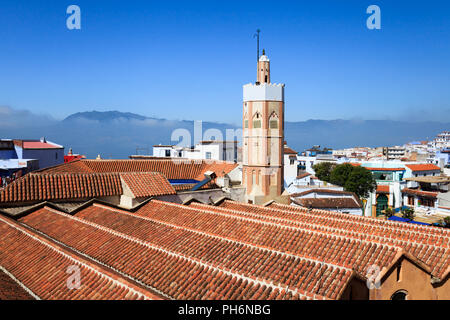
[{"left": 242, "top": 49, "right": 286, "bottom": 204}]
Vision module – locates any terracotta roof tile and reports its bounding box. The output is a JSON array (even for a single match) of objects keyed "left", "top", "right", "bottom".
[
  {"left": 39, "top": 159, "right": 238, "bottom": 181},
  {"left": 296, "top": 172, "right": 311, "bottom": 179},
  {"left": 284, "top": 146, "right": 298, "bottom": 155},
  {"left": 0, "top": 171, "right": 178, "bottom": 204},
  {"left": 290, "top": 189, "right": 356, "bottom": 198},
  {"left": 292, "top": 197, "right": 362, "bottom": 209},
  {"left": 19, "top": 206, "right": 316, "bottom": 300},
  {"left": 406, "top": 164, "right": 441, "bottom": 172},
  {"left": 0, "top": 173, "right": 123, "bottom": 204},
  {"left": 120, "top": 172, "right": 176, "bottom": 197},
  {"left": 0, "top": 215, "right": 160, "bottom": 300},
  {"left": 402, "top": 188, "right": 438, "bottom": 198},
  {"left": 3, "top": 190, "right": 448, "bottom": 299},
  {"left": 0, "top": 269, "right": 35, "bottom": 300}
]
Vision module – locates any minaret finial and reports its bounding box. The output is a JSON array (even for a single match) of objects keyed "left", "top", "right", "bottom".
[{"left": 262, "top": 49, "right": 265, "bottom": 55}]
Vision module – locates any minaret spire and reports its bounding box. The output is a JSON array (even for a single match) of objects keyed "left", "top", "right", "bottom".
[{"left": 257, "top": 49, "right": 270, "bottom": 84}]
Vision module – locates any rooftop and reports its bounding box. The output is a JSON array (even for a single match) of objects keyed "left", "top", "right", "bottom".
[
  {"left": 291, "top": 197, "right": 362, "bottom": 209},
  {"left": 406, "top": 164, "right": 441, "bottom": 172},
  {"left": 0, "top": 171, "right": 175, "bottom": 205},
  {"left": 38, "top": 159, "right": 238, "bottom": 181},
  {"left": 0, "top": 198, "right": 448, "bottom": 299}
]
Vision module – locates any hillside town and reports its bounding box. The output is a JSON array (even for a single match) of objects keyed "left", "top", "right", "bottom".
[{"left": 0, "top": 50, "right": 449, "bottom": 301}]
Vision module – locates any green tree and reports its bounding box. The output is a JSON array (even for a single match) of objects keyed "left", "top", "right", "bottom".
[
  {"left": 384, "top": 207, "right": 394, "bottom": 218},
  {"left": 330, "top": 163, "right": 354, "bottom": 186},
  {"left": 402, "top": 207, "right": 415, "bottom": 220},
  {"left": 344, "top": 166, "right": 377, "bottom": 199},
  {"left": 312, "top": 162, "right": 335, "bottom": 182},
  {"left": 439, "top": 216, "right": 450, "bottom": 228}
]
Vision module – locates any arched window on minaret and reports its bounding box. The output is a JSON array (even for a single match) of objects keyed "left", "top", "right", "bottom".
[
  {"left": 244, "top": 112, "right": 249, "bottom": 128},
  {"left": 253, "top": 112, "right": 262, "bottom": 129},
  {"left": 269, "top": 111, "right": 279, "bottom": 129}
]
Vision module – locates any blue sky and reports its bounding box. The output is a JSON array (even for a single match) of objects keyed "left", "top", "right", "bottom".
[{"left": 0, "top": 0, "right": 449, "bottom": 124}]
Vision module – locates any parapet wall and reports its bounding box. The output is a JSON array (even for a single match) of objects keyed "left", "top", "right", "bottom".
[{"left": 243, "top": 83, "right": 284, "bottom": 102}]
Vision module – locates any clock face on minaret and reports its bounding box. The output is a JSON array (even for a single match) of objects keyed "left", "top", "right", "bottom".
[{"left": 242, "top": 51, "right": 285, "bottom": 204}]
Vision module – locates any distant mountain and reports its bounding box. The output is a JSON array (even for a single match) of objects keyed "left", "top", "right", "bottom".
[
  {"left": 1, "top": 108, "right": 449, "bottom": 159},
  {"left": 64, "top": 111, "right": 150, "bottom": 122},
  {"left": 285, "top": 119, "right": 450, "bottom": 152}
]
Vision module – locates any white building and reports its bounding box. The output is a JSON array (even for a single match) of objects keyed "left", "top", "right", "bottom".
[
  {"left": 384, "top": 146, "right": 406, "bottom": 160},
  {"left": 283, "top": 144, "right": 298, "bottom": 188},
  {"left": 153, "top": 141, "right": 239, "bottom": 162}
]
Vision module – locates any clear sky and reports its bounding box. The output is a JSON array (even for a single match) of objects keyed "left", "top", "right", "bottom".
[{"left": 0, "top": 0, "right": 449, "bottom": 125}]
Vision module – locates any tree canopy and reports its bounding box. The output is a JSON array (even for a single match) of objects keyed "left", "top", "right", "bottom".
[
  {"left": 312, "top": 162, "right": 376, "bottom": 199},
  {"left": 312, "top": 162, "right": 336, "bottom": 182},
  {"left": 343, "top": 166, "right": 377, "bottom": 199}
]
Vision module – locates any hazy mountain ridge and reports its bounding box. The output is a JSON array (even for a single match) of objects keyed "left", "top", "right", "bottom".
[
  {"left": 1, "top": 109, "right": 448, "bottom": 159},
  {"left": 64, "top": 111, "right": 151, "bottom": 122}
]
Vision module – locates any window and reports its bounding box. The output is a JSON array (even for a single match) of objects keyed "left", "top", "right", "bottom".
[
  {"left": 391, "top": 290, "right": 408, "bottom": 300},
  {"left": 244, "top": 120, "right": 248, "bottom": 128},
  {"left": 253, "top": 112, "right": 262, "bottom": 128},
  {"left": 408, "top": 196, "right": 414, "bottom": 206},
  {"left": 269, "top": 120, "right": 278, "bottom": 129},
  {"left": 420, "top": 197, "right": 435, "bottom": 207},
  {"left": 269, "top": 111, "right": 279, "bottom": 129},
  {"left": 55, "top": 153, "right": 58, "bottom": 159},
  {"left": 165, "top": 150, "right": 171, "bottom": 157},
  {"left": 205, "top": 152, "right": 212, "bottom": 160}
]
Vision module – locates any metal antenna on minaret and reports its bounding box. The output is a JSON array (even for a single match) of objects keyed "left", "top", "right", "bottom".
[{"left": 254, "top": 29, "right": 260, "bottom": 61}]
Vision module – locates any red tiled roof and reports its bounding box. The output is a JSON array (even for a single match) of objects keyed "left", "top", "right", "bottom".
[
  {"left": 39, "top": 159, "right": 238, "bottom": 181},
  {"left": 172, "top": 181, "right": 217, "bottom": 192},
  {"left": 0, "top": 172, "right": 176, "bottom": 204},
  {"left": 0, "top": 269, "right": 34, "bottom": 300},
  {"left": 19, "top": 205, "right": 315, "bottom": 300},
  {"left": 406, "top": 164, "right": 441, "bottom": 172},
  {"left": 296, "top": 172, "right": 311, "bottom": 179},
  {"left": 291, "top": 189, "right": 356, "bottom": 197},
  {"left": 402, "top": 188, "right": 438, "bottom": 198},
  {"left": 376, "top": 185, "right": 390, "bottom": 193},
  {"left": 2, "top": 196, "right": 449, "bottom": 299},
  {"left": 0, "top": 214, "right": 160, "bottom": 300},
  {"left": 0, "top": 173, "right": 123, "bottom": 203},
  {"left": 120, "top": 172, "right": 175, "bottom": 197},
  {"left": 284, "top": 146, "right": 298, "bottom": 155},
  {"left": 217, "top": 200, "right": 449, "bottom": 279},
  {"left": 348, "top": 163, "right": 361, "bottom": 167},
  {"left": 292, "top": 197, "right": 361, "bottom": 209},
  {"left": 22, "top": 141, "right": 62, "bottom": 149}
]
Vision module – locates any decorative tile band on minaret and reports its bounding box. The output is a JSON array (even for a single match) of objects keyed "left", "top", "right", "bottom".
[{"left": 242, "top": 50, "right": 286, "bottom": 205}]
